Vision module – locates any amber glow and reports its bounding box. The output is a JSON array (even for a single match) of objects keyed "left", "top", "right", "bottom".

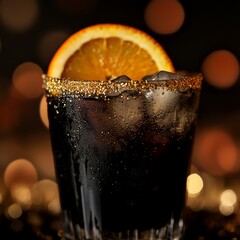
[
  {"left": 144, "top": 0, "right": 185, "bottom": 34},
  {"left": 202, "top": 50, "right": 239, "bottom": 88},
  {"left": 30, "top": 179, "right": 60, "bottom": 214},
  {"left": 4, "top": 159, "right": 38, "bottom": 189},
  {"left": 31, "top": 180, "right": 60, "bottom": 206},
  {"left": 12, "top": 62, "right": 43, "bottom": 99},
  {"left": 47, "top": 198, "right": 61, "bottom": 214},
  {"left": 192, "top": 129, "right": 239, "bottom": 176},
  {"left": 217, "top": 143, "right": 238, "bottom": 173},
  {"left": 11, "top": 185, "right": 32, "bottom": 207}
]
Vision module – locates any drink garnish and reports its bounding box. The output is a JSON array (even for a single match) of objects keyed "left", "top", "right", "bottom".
[{"left": 47, "top": 23, "right": 174, "bottom": 81}]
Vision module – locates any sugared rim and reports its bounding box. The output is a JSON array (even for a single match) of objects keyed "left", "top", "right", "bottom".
[{"left": 43, "top": 73, "right": 202, "bottom": 98}]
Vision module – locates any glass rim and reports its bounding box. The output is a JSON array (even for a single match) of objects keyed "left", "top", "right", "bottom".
[{"left": 43, "top": 72, "right": 202, "bottom": 97}]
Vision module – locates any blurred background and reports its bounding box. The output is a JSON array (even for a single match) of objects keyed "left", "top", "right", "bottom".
[{"left": 0, "top": 0, "right": 240, "bottom": 239}]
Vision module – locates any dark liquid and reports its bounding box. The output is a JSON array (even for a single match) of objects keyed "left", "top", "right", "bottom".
[{"left": 47, "top": 88, "right": 199, "bottom": 240}]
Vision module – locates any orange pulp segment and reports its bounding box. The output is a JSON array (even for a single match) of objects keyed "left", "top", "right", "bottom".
[{"left": 47, "top": 23, "right": 174, "bottom": 81}]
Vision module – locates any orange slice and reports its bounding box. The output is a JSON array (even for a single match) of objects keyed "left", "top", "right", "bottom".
[{"left": 47, "top": 23, "right": 174, "bottom": 81}]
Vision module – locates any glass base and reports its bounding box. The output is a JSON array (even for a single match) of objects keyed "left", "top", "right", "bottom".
[{"left": 61, "top": 214, "right": 185, "bottom": 240}]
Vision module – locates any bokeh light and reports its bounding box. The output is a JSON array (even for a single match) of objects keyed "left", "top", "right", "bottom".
[
  {"left": 0, "top": 0, "right": 39, "bottom": 32},
  {"left": 217, "top": 141, "right": 238, "bottom": 173},
  {"left": 4, "top": 159, "right": 38, "bottom": 190},
  {"left": 39, "top": 95, "right": 49, "bottom": 128},
  {"left": 144, "top": 0, "right": 185, "bottom": 35},
  {"left": 202, "top": 50, "right": 239, "bottom": 89},
  {"left": 12, "top": 62, "right": 43, "bottom": 99},
  {"left": 220, "top": 189, "right": 237, "bottom": 207},
  {"left": 11, "top": 185, "right": 32, "bottom": 208},
  {"left": 219, "top": 204, "right": 234, "bottom": 216},
  {"left": 192, "top": 129, "right": 239, "bottom": 176},
  {"left": 187, "top": 173, "right": 204, "bottom": 197},
  {"left": 219, "top": 189, "right": 237, "bottom": 216},
  {"left": 47, "top": 198, "right": 61, "bottom": 214},
  {"left": 31, "top": 179, "right": 60, "bottom": 213},
  {"left": 187, "top": 173, "right": 225, "bottom": 213},
  {"left": 0, "top": 87, "right": 22, "bottom": 132},
  {"left": 7, "top": 203, "right": 22, "bottom": 219}
]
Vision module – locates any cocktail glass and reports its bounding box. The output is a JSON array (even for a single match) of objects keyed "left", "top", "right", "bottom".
[{"left": 43, "top": 71, "right": 202, "bottom": 240}]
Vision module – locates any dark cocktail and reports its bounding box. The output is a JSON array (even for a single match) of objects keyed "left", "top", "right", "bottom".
[{"left": 43, "top": 71, "right": 202, "bottom": 240}]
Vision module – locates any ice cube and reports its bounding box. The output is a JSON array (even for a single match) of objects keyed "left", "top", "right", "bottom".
[
  {"left": 142, "top": 70, "right": 184, "bottom": 81},
  {"left": 145, "top": 88, "right": 178, "bottom": 128},
  {"left": 143, "top": 71, "right": 180, "bottom": 130},
  {"left": 146, "top": 86, "right": 198, "bottom": 135},
  {"left": 108, "top": 75, "right": 131, "bottom": 97},
  {"left": 111, "top": 75, "right": 131, "bottom": 83},
  {"left": 143, "top": 70, "right": 198, "bottom": 133},
  {"left": 111, "top": 92, "right": 144, "bottom": 135},
  {"left": 146, "top": 88, "right": 178, "bottom": 116}
]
